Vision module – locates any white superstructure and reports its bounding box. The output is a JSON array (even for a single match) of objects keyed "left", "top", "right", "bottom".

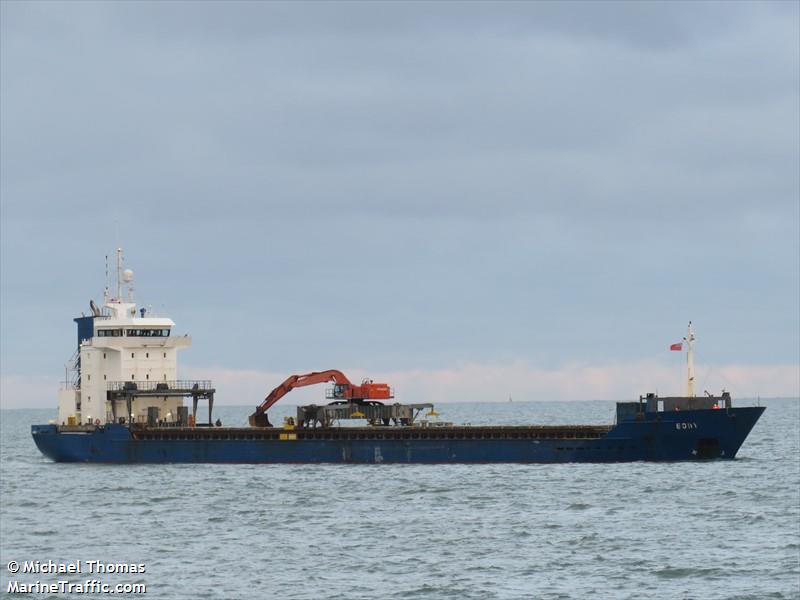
[{"left": 58, "top": 249, "right": 192, "bottom": 425}]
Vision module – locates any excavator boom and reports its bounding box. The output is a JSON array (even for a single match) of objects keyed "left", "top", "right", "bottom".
[{"left": 248, "top": 370, "right": 352, "bottom": 427}]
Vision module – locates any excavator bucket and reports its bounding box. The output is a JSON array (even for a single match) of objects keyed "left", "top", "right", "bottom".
[{"left": 249, "top": 412, "right": 272, "bottom": 428}]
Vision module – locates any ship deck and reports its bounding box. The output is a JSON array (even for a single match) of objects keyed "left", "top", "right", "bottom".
[{"left": 57, "top": 424, "right": 616, "bottom": 441}]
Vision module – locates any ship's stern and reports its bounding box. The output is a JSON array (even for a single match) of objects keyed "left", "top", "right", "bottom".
[
  {"left": 32, "top": 424, "right": 133, "bottom": 463},
  {"left": 31, "top": 424, "right": 67, "bottom": 462}
]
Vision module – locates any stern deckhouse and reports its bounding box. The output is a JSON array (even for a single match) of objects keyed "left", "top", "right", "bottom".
[{"left": 58, "top": 249, "right": 193, "bottom": 425}]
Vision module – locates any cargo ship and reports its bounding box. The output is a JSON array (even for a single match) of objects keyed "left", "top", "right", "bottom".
[{"left": 32, "top": 250, "right": 764, "bottom": 463}]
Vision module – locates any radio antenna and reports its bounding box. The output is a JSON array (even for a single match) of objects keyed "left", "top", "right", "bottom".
[{"left": 103, "top": 254, "right": 109, "bottom": 304}]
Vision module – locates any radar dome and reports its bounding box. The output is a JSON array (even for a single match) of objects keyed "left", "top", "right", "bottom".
[{"left": 122, "top": 269, "right": 134, "bottom": 282}]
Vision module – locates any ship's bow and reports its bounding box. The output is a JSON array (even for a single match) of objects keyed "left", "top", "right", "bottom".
[{"left": 722, "top": 405, "right": 765, "bottom": 458}]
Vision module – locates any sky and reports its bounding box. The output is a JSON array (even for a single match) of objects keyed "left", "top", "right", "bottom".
[{"left": 1, "top": 1, "right": 798, "bottom": 409}]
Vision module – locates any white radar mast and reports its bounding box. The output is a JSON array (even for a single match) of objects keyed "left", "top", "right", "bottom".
[{"left": 113, "top": 247, "right": 135, "bottom": 304}]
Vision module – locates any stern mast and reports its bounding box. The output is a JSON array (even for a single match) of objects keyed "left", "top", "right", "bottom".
[{"left": 685, "top": 321, "right": 695, "bottom": 397}]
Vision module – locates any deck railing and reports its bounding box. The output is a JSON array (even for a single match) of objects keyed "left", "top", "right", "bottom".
[{"left": 107, "top": 380, "right": 213, "bottom": 392}]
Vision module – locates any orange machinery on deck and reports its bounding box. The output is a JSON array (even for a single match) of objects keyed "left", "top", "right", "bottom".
[{"left": 248, "top": 370, "right": 393, "bottom": 427}]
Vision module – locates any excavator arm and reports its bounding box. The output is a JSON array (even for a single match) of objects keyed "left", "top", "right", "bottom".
[{"left": 248, "top": 370, "right": 352, "bottom": 427}]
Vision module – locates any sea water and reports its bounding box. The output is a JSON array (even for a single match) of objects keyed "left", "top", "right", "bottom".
[{"left": 1, "top": 399, "right": 798, "bottom": 599}]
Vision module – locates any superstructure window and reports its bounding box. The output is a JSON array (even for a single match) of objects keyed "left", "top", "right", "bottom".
[
  {"left": 97, "top": 329, "right": 122, "bottom": 337},
  {"left": 126, "top": 329, "right": 170, "bottom": 337}
]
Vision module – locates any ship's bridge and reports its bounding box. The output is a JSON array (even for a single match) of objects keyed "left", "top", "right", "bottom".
[
  {"left": 82, "top": 299, "right": 186, "bottom": 343},
  {"left": 95, "top": 316, "right": 175, "bottom": 336},
  {"left": 89, "top": 311, "right": 189, "bottom": 350}
]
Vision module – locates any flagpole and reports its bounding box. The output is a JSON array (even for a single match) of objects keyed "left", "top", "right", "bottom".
[{"left": 686, "top": 321, "right": 695, "bottom": 397}]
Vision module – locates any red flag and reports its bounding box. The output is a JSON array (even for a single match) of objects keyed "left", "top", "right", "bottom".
[{"left": 670, "top": 343, "right": 683, "bottom": 351}]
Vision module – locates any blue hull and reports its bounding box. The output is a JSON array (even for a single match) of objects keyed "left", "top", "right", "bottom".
[{"left": 32, "top": 407, "right": 764, "bottom": 464}]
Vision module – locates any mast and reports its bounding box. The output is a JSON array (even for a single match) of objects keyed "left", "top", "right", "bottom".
[
  {"left": 103, "top": 254, "right": 109, "bottom": 304},
  {"left": 116, "top": 248, "right": 123, "bottom": 302},
  {"left": 685, "top": 321, "right": 695, "bottom": 397}
]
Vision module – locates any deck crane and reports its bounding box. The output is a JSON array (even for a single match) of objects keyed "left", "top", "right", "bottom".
[{"left": 248, "top": 370, "right": 393, "bottom": 427}]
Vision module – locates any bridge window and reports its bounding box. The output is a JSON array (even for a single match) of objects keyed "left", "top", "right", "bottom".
[
  {"left": 126, "top": 329, "right": 171, "bottom": 337},
  {"left": 97, "top": 329, "right": 122, "bottom": 337}
]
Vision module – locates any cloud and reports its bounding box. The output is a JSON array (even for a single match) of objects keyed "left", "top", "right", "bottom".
[
  {"left": 8, "top": 358, "right": 796, "bottom": 410},
  {"left": 2, "top": 1, "right": 797, "bottom": 222},
  {"left": 179, "top": 359, "right": 798, "bottom": 407},
  {"left": 3, "top": 1, "right": 777, "bottom": 48},
  {"left": 1, "top": 1, "right": 797, "bottom": 386}
]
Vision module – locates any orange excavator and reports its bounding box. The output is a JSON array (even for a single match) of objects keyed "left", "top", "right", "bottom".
[{"left": 248, "top": 370, "right": 393, "bottom": 427}]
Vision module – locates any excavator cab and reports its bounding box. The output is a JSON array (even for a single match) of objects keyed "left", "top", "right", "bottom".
[{"left": 328, "top": 384, "right": 350, "bottom": 400}]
